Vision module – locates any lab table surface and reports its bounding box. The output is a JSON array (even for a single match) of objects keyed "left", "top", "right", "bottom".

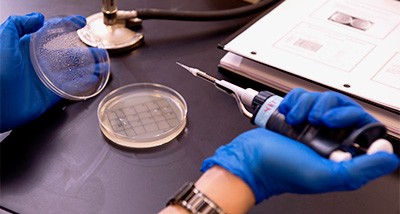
[{"left": 1, "top": 0, "right": 399, "bottom": 213}]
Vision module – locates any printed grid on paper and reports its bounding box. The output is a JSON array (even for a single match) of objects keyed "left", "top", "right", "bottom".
[{"left": 107, "top": 99, "right": 179, "bottom": 137}]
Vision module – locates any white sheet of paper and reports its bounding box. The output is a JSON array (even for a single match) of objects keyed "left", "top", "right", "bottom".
[{"left": 224, "top": 0, "right": 400, "bottom": 111}]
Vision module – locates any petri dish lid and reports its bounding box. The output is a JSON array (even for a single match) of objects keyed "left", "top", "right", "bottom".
[
  {"left": 97, "top": 83, "right": 187, "bottom": 148},
  {"left": 29, "top": 15, "right": 110, "bottom": 101}
]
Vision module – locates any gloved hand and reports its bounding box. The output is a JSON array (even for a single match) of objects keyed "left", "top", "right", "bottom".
[
  {"left": 279, "top": 88, "right": 378, "bottom": 128},
  {"left": 201, "top": 88, "right": 399, "bottom": 204},
  {"left": 0, "top": 13, "right": 100, "bottom": 132},
  {"left": 0, "top": 12, "right": 59, "bottom": 132}
]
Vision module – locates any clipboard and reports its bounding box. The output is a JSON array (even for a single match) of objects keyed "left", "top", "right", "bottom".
[{"left": 218, "top": 0, "right": 400, "bottom": 138}]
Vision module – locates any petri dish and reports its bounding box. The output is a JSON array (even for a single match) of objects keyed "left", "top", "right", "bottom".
[
  {"left": 351, "top": 18, "right": 372, "bottom": 30},
  {"left": 330, "top": 12, "right": 352, "bottom": 24},
  {"left": 97, "top": 83, "right": 187, "bottom": 148},
  {"left": 30, "top": 15, "right": 110, "bottom": 101}
]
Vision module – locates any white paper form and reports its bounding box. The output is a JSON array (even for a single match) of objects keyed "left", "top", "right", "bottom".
[{"left": 224, "top": 0, "right": 400, "bottom": 111}]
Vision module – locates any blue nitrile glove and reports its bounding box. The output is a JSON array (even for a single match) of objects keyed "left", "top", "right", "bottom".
[
  {"left": 278, "top": 87, "right": 378, "bottom": 128},
  {"left": 201, "top": 88, "right": 399, "bottom": 204},
  {"left": 0, "top": 13, "right": 93, "bottom": 132}
]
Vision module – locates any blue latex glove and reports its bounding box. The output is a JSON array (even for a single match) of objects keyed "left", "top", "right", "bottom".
[
  {"left": 0, "top": 13, "right": 95, "bottom": 132},
  {"left": 201, "top": 88, "right": 399, "bottom": 204}
]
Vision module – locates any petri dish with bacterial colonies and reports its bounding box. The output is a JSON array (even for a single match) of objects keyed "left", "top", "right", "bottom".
[{"left": 30, "top": 15, "right": 110, "bottom": 101}]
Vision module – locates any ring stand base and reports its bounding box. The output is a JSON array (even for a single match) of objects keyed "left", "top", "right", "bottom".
[{"left": 79, "top": 12, "right": 143, "bottom": 53}]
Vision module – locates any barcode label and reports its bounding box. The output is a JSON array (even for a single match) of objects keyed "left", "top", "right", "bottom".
[{"left": 293, "top": 38, "right": 323, "bottom": 52}]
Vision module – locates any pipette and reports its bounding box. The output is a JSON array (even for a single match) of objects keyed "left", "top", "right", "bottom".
[{"left": 177, "top": 62, "right": 393, "bottom": 161}]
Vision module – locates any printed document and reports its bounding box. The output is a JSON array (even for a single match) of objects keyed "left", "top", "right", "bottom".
[{"left": 223, "top": 0, "right": 400, "bottom": 111}]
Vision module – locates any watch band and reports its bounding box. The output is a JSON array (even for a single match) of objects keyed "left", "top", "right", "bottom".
[{"left": 167, "top": 182, "right": 227, "bottom": 214}]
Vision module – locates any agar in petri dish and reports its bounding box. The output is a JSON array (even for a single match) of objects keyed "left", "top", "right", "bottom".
[
  {"left": 97, "top": 83, "right": 187, "bottom": 148},
  {"left": 29, "top": 15, "right": 110, "bottom": 101}
]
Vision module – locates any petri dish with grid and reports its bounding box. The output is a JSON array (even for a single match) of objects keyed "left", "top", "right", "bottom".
[{"left": 97, "top": 83, "right": 187, "bottom": 148}]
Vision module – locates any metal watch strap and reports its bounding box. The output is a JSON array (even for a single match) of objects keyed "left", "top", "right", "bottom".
[{"left": 167, "top": 182, "right": 227, "bottom": 214}]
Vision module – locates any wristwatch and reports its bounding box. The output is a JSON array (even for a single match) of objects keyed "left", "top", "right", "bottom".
[{"left": 167, "top": 182, "right": 227, "bottom": 214}]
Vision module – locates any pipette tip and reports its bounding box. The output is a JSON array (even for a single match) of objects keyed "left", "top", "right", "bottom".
[
  {"left": 176, "top": 62, "right": 198, "bottom": 76},
  {"left": 176, "top": 62, "right": 217, "bottom": 84}
]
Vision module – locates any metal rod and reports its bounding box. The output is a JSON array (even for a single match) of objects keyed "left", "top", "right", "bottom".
[{"left": 102, "top": 0, "right": 118, "bottom": 25}]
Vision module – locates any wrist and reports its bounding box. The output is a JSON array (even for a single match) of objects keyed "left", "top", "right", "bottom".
[
  {"left": 195, "top": 165, "right": 255, "bottom": 213},
  {"left": 159, "top": 165, "right": 255, "bottom": 214}
]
